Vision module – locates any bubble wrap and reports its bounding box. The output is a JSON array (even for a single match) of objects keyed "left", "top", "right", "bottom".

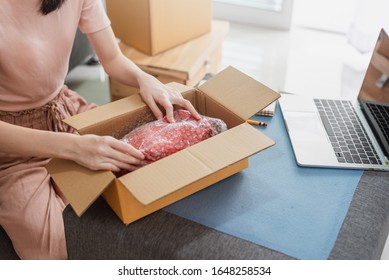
[{"left": 116, "top": 109, "right": 227, "bottom": 176}]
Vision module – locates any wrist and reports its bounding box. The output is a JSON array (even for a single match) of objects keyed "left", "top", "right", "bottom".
[{"left": 59, "top": 133, "right": 80, "bottom": 161}]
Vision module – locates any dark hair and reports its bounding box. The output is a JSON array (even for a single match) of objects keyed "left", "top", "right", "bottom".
[{"left": 40, "top": 0, "right": 66, "bottom": 15}]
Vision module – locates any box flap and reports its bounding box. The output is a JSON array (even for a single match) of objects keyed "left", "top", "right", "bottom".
[
  {"left": 119, "top": 123, "right": 275, "bottom": 205},
  {"left": 46, "top": 159, "right": 115, "bottom": 216},
  {"left": 199, "top": 66, "right": 280, "bottom": 120},
  {"left": 63, "top": 94, "right": 145, "bottom": 133}
]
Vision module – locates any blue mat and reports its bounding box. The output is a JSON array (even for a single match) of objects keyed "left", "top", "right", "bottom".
[{"left": 164, "top": 103, "right": 363, "bottom": 259}]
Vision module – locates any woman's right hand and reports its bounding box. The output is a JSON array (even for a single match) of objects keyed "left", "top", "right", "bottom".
[
  {"left": 0, "top": 121, "right": 145, "bottom": 173},
  {"left": 70, "top": 134, "right": 146, "bottom": 172}
]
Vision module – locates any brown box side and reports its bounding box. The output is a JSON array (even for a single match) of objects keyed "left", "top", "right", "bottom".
[
  {"left": 103, "top": 158, "right": 248, "bottom": 224},
  {"left": 106, "top": 0, "right": 152, "bottom": 54},
  {"left": 106, "top": 0, "right": 212, "bottom": 55}
]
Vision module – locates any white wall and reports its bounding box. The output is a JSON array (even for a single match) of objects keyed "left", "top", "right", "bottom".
[
  {"left": 292, "top": 0, "right": 356, "bottom": 34},
  {"left": 348, "top": 0, "right": 389, "bottom": 52},
  {"left": 292, "top": 0, "right": 389, "bottom": 52}
]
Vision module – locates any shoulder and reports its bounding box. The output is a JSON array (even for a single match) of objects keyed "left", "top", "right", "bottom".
[
  {"left": 78, "top": 0, "right": 110, "bottom": 34},
  {"left": 81, "top": 0, "right": 104, "bottom": 10}
]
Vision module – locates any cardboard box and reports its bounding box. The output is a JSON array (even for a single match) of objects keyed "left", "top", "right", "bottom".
[
  {"left": 47, "top": 66, "right": 280, "bottom": 224},
  {"left": 110, "top": 20, "right": 229, "bottom": 101},
  {"left": 106, "top": 0, "right": 212, "bottom": 55}
]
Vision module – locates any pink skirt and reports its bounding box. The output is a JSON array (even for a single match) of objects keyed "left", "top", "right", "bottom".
[{"left": 0, "top": 86, "right": 96, "bottom": 259}]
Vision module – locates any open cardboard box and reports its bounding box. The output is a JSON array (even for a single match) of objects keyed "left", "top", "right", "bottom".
[{"left": 47, "top": 66, "right": 280, "bottom": 224}]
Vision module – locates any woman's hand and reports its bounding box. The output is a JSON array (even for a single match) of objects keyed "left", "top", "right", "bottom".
[
  {"left": 0, "top": 121, "right": 145, "bottom": 173},
  {"left": 70, "top": 134, "right": 146, "bottom": 172},
  {"left": 138, "top": 74, "right": 201, "bottom": 122},
  {"left": 88, "top": 26, "right": 201, "bottom": 122}
]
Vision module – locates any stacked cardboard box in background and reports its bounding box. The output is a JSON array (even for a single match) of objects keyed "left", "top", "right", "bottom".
[
  {"left": 106, "top": 0, "right": 229, "bottom": 101},
  {"left": 106, "top": 0, "right": 212, "bottom": 55},
  {"left": 109, "top": 20, "right": 229, "bottom": 101}
]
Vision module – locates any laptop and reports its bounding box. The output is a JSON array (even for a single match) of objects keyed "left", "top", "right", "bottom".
[{"left": 279, "top": 29, "right": 389, "bottom": 171}]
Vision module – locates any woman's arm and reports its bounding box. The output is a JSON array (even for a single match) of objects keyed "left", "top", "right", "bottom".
[
  {"left": 0, "top": 120, "right": 145, "bottom": 172},
  {"left": 86, "top": 26, "right": 200, "bottom": 122}
]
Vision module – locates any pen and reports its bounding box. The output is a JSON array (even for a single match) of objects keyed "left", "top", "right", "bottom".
[{"left": 247, "top": 120, "right": 267, "bottom": 127}]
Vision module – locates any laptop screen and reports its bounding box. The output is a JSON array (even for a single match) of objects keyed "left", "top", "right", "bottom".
[{"left": 357, "top": 29, "right": 389, "bottom": 105}]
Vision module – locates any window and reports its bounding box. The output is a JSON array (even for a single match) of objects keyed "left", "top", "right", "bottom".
[
  {"left": 214, "top": 0, "right": 284, "bottom": 11},
  {"left": 212, "top": 0, "right": 293, "bottom": 29}
]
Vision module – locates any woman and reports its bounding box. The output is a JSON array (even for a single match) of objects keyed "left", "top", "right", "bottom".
[{"left": 0, "top": 0, "right": 199, "bottom": 260}]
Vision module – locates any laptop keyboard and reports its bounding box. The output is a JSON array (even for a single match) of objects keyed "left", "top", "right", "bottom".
[
  {"left": 365, "top": 102, "right": 389, "bottom": 146},
  {"left": 314, "top": 99, "right": 382, "bottom": 165}
]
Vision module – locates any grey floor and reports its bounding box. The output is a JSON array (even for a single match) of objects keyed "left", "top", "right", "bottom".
[{"left": 65, "top": 22, "right": 389, "bottom": 260}]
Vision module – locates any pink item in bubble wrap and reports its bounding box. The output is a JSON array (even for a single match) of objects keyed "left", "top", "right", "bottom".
[{"left": 116, "top": 110, "right": 227, "bottom": 176}]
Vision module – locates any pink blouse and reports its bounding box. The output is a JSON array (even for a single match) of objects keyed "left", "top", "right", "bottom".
[{"left": 0, "top": 0, "right": 110, "bottom": 111}]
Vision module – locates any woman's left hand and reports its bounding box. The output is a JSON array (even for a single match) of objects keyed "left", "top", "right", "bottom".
[{"left": 138, "top": 74, "right": 201, "bottom": 122}]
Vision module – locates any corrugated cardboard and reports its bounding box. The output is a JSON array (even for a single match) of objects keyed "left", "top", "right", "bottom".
[
  {"left": 106, "top": 0, "right": 212, "bottom": 55},
  {"left": 47, "top": 66, "right": 280, "bottom": 224},
  {"left": 109, "top": 20, "right": 229, "bottom": 101}
]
